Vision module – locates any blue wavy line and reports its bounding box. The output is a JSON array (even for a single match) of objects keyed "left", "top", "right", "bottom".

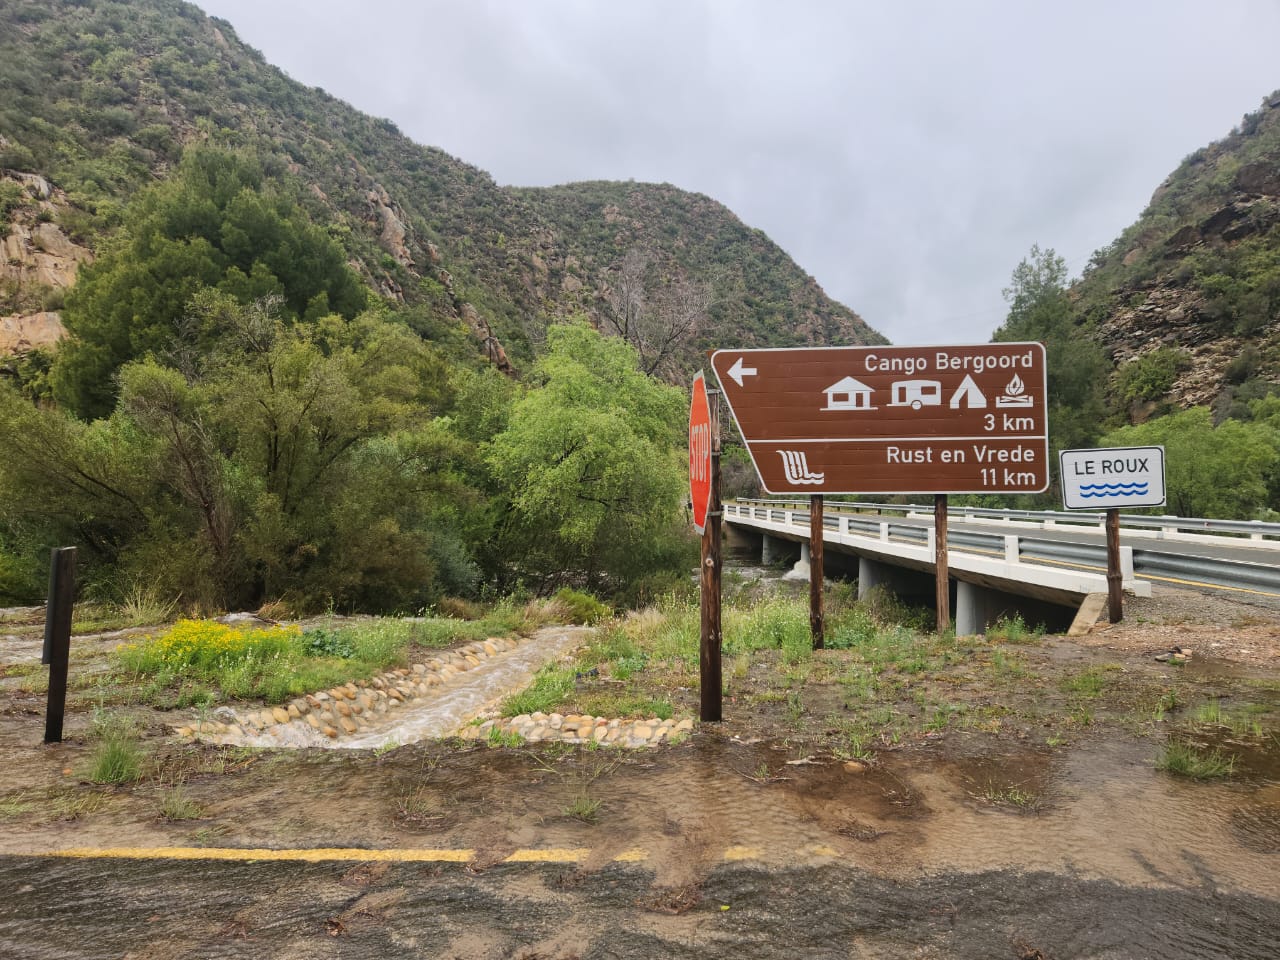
[
  {"left": 1080, "top": 485, "right": 1149, "bottom": 498},
  {"left": 1079, "top": 483, "right": 1148, "bottom": 494}
]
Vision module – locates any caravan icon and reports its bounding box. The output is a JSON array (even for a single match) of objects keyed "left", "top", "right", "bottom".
[{"left": 888, "top": 379, "right": 942, "bottom": 411}]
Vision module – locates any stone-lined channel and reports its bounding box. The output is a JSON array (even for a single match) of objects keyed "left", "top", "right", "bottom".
[{"left": 172, "top": 626, "right": 687, "bottom": 750}]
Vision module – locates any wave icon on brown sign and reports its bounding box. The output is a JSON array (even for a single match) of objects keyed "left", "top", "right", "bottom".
[
  {"left": 779, "top": 450, "right": 824, "bottom": 485},
  {"left": 996, "top": 374, "right": 1034, "bottom": 408}
]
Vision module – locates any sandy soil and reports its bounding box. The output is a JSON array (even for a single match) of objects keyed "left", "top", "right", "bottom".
[{"left": 1080, "top": 586, "right": 1280, "bottom": 668}]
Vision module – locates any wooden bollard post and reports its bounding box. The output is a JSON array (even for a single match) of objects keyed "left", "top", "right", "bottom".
[{"left": 43, "top": 546, "right": 77, "bottom": 744}]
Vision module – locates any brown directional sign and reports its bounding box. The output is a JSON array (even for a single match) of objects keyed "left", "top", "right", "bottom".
[{"left": 710, "top": 343, "right": 1049, "bottom": 495}]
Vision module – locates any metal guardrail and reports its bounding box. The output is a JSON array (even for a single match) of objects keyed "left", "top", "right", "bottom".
[
  {"left": 735, "top": 498, "right": 1280, "bottom": 543},
  {"left": 724, "top": 503, "right": 1280, "bottom": 595}
]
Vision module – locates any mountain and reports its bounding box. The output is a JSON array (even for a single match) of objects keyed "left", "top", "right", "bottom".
[
  {"left": 1071, "top": 90, "right": 1280, "bottom": 419},
  {"left": 0, "top": 0, "right": 882, "bottom": 382}
]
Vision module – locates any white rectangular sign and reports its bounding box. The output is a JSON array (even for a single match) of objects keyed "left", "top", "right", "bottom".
[{"left": 1060, "top": 446, "right": 1166, "bottom": 510}]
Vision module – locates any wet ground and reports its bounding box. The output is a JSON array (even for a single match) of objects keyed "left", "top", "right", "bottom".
[{"left": 2, "top": 587, "right": 1279, "bottom": 957}]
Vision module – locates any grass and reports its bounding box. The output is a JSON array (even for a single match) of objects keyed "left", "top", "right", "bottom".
[
  {"left": 1155, "top": 741, "right": 1237, "bottom": 779},
  {"left": 87, "top": 710, "right": 145, "bottom": 784},
  {"left": 564, "top": 792, "right": 602, "bottom": 822},
  {"left": 500, "top": 664, "right": 576, "bottom": 716},
  {"left": 112, "top": 609, "right": 527, "bottom": 707},
  {"left": 1060, "top": 666, "right": 1116, "bottom": 698},
  {"left": 394, "top": 787, "right": 446, "bottom": 825},
  {"left": 49, "top": 789, "right": 110, "bottom": 821},
  {"left": 1194, "top": 700, "right": 1225, "bottom": 725},
  {"left": 986, "top": 614, "right": 1044, "bottom": 644},
  {"left": 157, "top": 785, "right": 203, "bottom": 821},
  {"left": 980, "top": 783, "right": 1042, "bottom": 810},
  {"left": 0, "top": 792, "right": 36, "bottom": 818},
  {"left": 486, "top": 727, "right": 525, "bottom": 748}
]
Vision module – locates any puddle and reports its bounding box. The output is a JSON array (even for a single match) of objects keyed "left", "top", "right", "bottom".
[{"left": 78, "top": 730, "right": 1268, "bottom": 899}]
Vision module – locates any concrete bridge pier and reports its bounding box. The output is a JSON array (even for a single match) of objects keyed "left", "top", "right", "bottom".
[
  {"left": 762, "top": 533, "right": 799, "bottom": 566},
  {"left": 955, "top": 581, "right": 1006, "bottom": 636},
  {"left": 857, "top": 557, "right": 928, "bottom": 601}
]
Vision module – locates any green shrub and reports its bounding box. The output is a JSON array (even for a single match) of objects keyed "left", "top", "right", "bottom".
[
  {"left": 553, "top": 587, "right": 611, "bottom": 625},
  {"left": 1115, "top": 347, "right": 1192, "bottom": 403}
]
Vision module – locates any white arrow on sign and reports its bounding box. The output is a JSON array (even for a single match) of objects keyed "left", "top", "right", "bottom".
[{"left": 728, "top": 357, "right": 758, "bottom": 387}]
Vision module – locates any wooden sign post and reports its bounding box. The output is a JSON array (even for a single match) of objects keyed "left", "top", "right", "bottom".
[
  {"left": 934, "top": 495, "right": 950, "bottom": 632},
  {"left": 810, "top": 494, "right": 824, "bottom": 649}
]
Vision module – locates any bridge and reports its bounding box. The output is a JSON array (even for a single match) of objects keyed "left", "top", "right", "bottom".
[{"left": 722, "top": 499, "right": 1280, "bottom": 635}]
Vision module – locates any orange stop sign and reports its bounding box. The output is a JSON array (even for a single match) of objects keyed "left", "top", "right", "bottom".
[{"left": 689, "top": 371, "right": 713, "bottom": 534}]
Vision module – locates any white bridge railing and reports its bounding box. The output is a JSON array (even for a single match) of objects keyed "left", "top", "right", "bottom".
[
  {"left": 733, "top": 498, "right": 1280, "bottom": 548},
  {"left": 725, "top": 501, "right": 1280, "bottom": 598}
]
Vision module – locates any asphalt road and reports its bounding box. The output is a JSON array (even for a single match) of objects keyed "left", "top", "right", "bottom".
[{"left": 3, "top": 855, "right": 1278, "bottom": 959}]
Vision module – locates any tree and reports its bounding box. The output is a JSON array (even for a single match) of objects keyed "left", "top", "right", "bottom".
[
  {"left": 1, "top": 295, "right": 482, "bottom": 611},
  {"left": 51, "top": 147, "right": 366, "bottom": 418},
  {"left": 601, "top": 248, "right": 711, "bottom": 378},
  {"left": 486, "top": 322, "right": 689, "bottom": 589},
  {"left": 1101, "top": 408, "right": 1279, "bottom": 518},
  {"left": 993, "top": 244, "right": 1109, "bottom": 464}
]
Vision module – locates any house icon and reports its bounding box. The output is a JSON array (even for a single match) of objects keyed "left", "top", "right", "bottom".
[{"left": 823, "top": 375, "right": 876, "bottom": 411}]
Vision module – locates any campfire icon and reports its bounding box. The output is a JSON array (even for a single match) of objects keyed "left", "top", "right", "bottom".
[{"left": 996, "top": 374, "right": 1034, "bottom": 408}]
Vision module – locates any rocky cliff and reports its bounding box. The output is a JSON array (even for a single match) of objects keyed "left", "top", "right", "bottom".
[
  {"left": 0, "top": 171, "right": 88, "bottom": 354},
  {"left": 1075, "top": 91, "right": 1280, "bottom": 412}
]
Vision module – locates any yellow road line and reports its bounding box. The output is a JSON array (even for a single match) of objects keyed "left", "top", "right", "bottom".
[
  {"left": 31, "top": 846, "right": 476, "bottom": 863},
  {"left": 13, "top": 843, "right": 840, "bottom": 865}
]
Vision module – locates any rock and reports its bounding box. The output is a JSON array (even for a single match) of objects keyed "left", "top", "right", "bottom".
[
  {"left": 322, "top": 725, "right": 339, "bottom": 739},
  {"left": 0, "top": 311, "right": 67, "bottom": 355},
  {"left": 271, "top": 707, "right": 290, "bottom": 725},
  {"left": 339, "top": 717, "right": 359, "bottom": 735},
  {"left": 843, "top": 760, "right": 868, "bottom": 774}
]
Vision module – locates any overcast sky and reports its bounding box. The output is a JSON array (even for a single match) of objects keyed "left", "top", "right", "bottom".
[{"left": 195, "top": 0, "right": 1280, "bottom": 346}]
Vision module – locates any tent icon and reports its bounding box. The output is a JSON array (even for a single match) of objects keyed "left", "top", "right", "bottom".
[{"left": 949, "top": 374, "right": 987, "bottom": 409}]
